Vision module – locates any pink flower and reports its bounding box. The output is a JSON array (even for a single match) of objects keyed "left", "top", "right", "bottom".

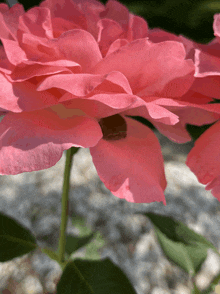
[
  {"left": 149, "top": 14, "right": 220, "bottom": 100},
  {"left": 189, "top": 14, "right": 220, "bottom": 99},
  {"left": 0, "top": 0, "right": 214, "bottom": 203},
  {"left": 175, "top": 14, "right": 220, "bottom": 203},
  {"left": 186, "top": 121, "right": 220, "bottom": 202}
]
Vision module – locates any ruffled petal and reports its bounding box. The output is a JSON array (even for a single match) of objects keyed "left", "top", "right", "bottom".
[
  {"left": 0, "top": 3, "right": 25, "bottom": 40},
  {"left": 18, "top": 7, "right": 53, "bottom": 39},
  {"left": 37, "top": 71, "right": 132, "bottom": 97},
  {"left": 0, "top": 109, "right": 102, "bottom": 174},
  {"left": 92, "top": 39, "right": 195, "bottom": 97},
  {"left": 90, "top": 116, "right": 166, "bottom": 203},
  {"left": 0, "top": 73, "right": 58, "bottom": 112}
]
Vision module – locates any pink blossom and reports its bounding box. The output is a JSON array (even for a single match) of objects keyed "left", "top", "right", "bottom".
[
  {"left": 177, "top": 14, "right": 220, "bottom": 202},
  {"left": 148, "top": 14, "right": 220, "bottom": 100},
  {"left": 0, "top": 0, "right": 215, "bottom": 203},
  {"left": 186, "top": 121, "right": 220, "bottom": 202}
]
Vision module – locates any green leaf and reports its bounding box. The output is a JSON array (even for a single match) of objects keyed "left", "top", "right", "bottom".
[
  {"left": 144, "top": 212, "right": 217, "bottom": 275},
  {"left": 41, "top": 247, "right": 60, "bottom": 263},
  {"left": 0, "top": 212, "right": 37, "bottom": 261},
  {"left": 65, "top": 233, "right": 94, "bottom": 256},
  {"left": 84, "top": 231, "right": 105, "bottom": 260},
  {"left": 57, "top": 258, "right": 137, "bottom": 294},
  {"left": 191, "top": 282, "right": 201, "bottom": 294},
  {"left": 70, "top": 215, "right": 93, "bottom": 236}
]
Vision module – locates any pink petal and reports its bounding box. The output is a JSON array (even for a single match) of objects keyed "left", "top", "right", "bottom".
[
  {"left": 1, "top": 38, "right": 27, "bottom": 65},
  {"left": 194, "top": 48, "right": 220, "bottom": 77},
  {"left": 90, "top": 116, "right": 166, "bottom": 204},
  {"left": 40, "top": 0, "right": 104, "bottom": 38},
  {"left": 0, "top": 45, "right": 14, "bottom": 74},
  {"left": 97, "top": 18, "right": 123, "bottom": 56},
  {"left": 152, "top": 98, "right": 220, "bottom": 142},
  {"left": 121, "top": 99, "right": 179, "bottom": 125},
  {"left": 105, "top": 38, "right": 129, "bottom": 56},
  {"left": 51, "top": 29, "right": 102, "bottom": 72},
  {"left": 186, "top": 120, "right": 220, "bottom": 186},
  {"left": 0, "top": 74, "right": 58, "bottom": 112},
  {"left": 59, "top": 94, "right": 137, "bottom": 119},
  {"left": 37, "top": 71, "right": 132, "bottom": 97},
  {"left": 18, "top": 7, "right": 54, "bottom": 39},
  {"left": 0, "top": 3, "right": 25, "bottom": 40},
  {"left": 148, "top": 29, "right": 195, "bottom": 59},
  {"left": 0, "top": 109, "right": 102, "bottom": 174},
  {"left": 51, "top": 17, "right": 81, "bottom": 38},
  {"left": 92, "top": 39, "right": 194, "bottom": 97},
  {"left": 8, "top": 64, "right": 72, "bottom": 82},
  {"left": 191, "top": 76, "right": 220, "bottom": 100},
  {"left": 100, "top": 0, "right": 129, "bottom": 32},
  {"left": 213, "top": 14, "right": 220, "bottom": 38},
  {"left": 127, "top": 14, "right": 148, "bottom": 41}
]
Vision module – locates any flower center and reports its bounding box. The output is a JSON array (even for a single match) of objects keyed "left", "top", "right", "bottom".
[{"left": 99, "top": 114, "right": 127, "bottom": 141}]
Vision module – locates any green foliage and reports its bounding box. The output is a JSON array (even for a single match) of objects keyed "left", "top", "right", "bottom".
[
  {"left": 57, "top": 258, "right": 137, "bottom": 294},
  {"left": 70, "top": 215, "right": 106, "bottom": 260},
  {"left": 142, "top": 212, "right": 218, "bottom": 276},
  {"left": 65, "top": 233, "right": 95, "bottom": 257},
  {"left": 0, "top": 212, "right": 37, "bottom": 261}
]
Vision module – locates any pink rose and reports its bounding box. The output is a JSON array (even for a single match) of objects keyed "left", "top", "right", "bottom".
[
  {"left": 148, "top": 14, "right": 220, "bottom": 101},
  {"left": 186, "top": 121, "right": 220, "bottom": 202},
  {"left": 142, "top": 24, "right": 220, "bottom": 143},
  {"left": 176, "top": 14, "right": 220, "bottom": 203},
  {"left": 0, "top": 0, "right": 212, "bottom": 203},
  {"left": 189, "top": 14, "right": 220, "bottom": 99}
]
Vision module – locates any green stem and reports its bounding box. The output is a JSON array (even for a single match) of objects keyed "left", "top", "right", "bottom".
[{"left": 58, "top": 147, "right": 80, "bottom": 265}]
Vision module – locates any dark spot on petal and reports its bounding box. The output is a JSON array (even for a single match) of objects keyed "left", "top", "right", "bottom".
[{"left": 99, "top": 114, "right": 127, "bottom": 141}]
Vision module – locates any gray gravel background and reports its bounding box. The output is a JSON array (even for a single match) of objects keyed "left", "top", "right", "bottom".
[{"left": 1, "top": 130, "right": 220, "bottom": 294}]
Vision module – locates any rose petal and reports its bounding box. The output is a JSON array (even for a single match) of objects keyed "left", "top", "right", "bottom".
[
  {"left": 0, "top": 3, "right": 25, "bottom": 40},
  {"left": 214, "top": 14, "right": 220, "bottom": 38},
  {"left": 37, "top": 71, "right": 132, "bottom": 97},
  {"left": 1, "top": 38, "right": 27, "bottom": 65},
  {"left": 90, "top": 116, "right": 166, "bottom": 203},
  {"left": 0, "top": 109, "right": 102, "bottom": 174},
  {"left": 18, "top": 7, "right": 53, "bottom": 39},
  {"left": 127, "top": 14, "right": 148, "bottom": 41},
  {"left": 0, "top": 73, "right": 58, "bottom": 112},
  {"left": 97, "top": 18, "right": 123, "bottom": 56},
  {"left": 100, "top": 0, "right": 129, "bottom": 32},
  {"left": 0, "top": 45, "right": 14, "bottom": 74},
  {"left": 186, "top": 120, "right": 220, "bottom": 185},
  {"left": 93, "top": 39, "right": 194, "bottom": 97},
  {"left": 58, "top": 94, "right": 137, "bottom": 118}
]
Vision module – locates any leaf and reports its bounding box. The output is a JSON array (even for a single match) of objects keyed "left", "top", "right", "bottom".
[
  {"left": 57, "top": 258, "right": 137, "bottom": 294},
  {"left": 70, "top": 215, "right": 93, "bottom": 236},
  {"left": 144, "top": 212, "right": 217, "bottom": 275},
  {"left": 65, "top": 233, "right": 94, "bottom": 256},
  {"left": 41, "top": 247, "right": 60, "bottom": 263},
  {"left": 191, "top": 282, "right": 201, "bottom": 294},
  {"left": 0, "top": 212, "right": 37, "bottom": 261},
  {"left": 84, "top": 231, "right": 105, "bottom": 260}
]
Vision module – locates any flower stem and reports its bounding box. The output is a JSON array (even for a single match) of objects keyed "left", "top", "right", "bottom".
[{"left": 58, "top": 147, "right": 80, "bottom": 266}]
